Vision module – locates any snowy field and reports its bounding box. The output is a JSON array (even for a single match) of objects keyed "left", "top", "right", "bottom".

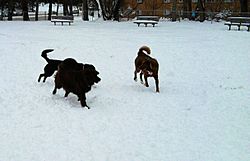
[{"left": 0, "top": 17, "right": 249, "bottom": 161}]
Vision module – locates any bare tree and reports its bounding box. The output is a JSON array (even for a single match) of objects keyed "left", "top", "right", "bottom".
[
  {"left": 35, "top": 0, "right": 39, "bottom": 21},
  {"left": 183, "top": 0, "right": 192, "bottom": 19},
  {"left": 69, "top": 0, "right": 73, "bottom": 15},
  {"left": 99, "top": 0, "right": 121, "bottom": 21},
  {"left": 113, "top": 0, "right": 120, "bottom": 21},
  {"left": 48, "top": 0, "right": 52, "bottom": 20},
  {"left": 240, "top": 0, "right": 248, "bottom": 16},
  {"left": 82, "top": 0, "right": 89, "bottom": 20},
  {"left": 21, "top": 0, "right": 30, "bottom": 20},
  {"left": 8, "top": 0, "right": 14, "bottom": 20},
  {"left": 197, "top": 0, "right": 205, "bottom": 22},
  {"left": 63, "top": 0, "right": 69, "bottom": 15},
  {"left": 171, "top": 0, "right": 177, "bottom": 21},
  {"left": 0, "top": 2, "right": 3, "bottom": 20}
]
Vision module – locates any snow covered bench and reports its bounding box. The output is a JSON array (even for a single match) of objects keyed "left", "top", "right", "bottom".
[
  {"left": 224, "top": 17, "right": 250, "bottom": 31},
  {"left": 133, "top": 15, "right": 160, "bottom": 27},
  {"left": 51, "top": 15, "right": 74, "bottom": 26}
]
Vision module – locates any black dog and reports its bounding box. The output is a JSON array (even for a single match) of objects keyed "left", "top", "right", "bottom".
[
  {"left": 38, "top": 49, "right": 62, "bottom": 82},
  {"left": 53, "top": 58, "right": 101, "bottom": 109}
]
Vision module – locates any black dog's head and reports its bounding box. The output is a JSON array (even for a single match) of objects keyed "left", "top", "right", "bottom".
[
  {"left": 84, "top": 68, "right": 101, "bottom": 85},
  {"left": 84, "top": 64, "right": 96, "bottom": 71}
]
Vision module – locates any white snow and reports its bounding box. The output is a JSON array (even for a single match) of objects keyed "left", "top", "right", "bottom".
[{"left": 0, "top": 18, "right": 250, "bottom": 161}]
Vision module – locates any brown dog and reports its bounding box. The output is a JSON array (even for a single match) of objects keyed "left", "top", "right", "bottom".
[{"left": 134, "top": 46, "right": 159, "bottom": 92}]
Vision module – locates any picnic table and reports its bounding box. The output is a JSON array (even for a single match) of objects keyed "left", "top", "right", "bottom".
[
  {"left": 133, "top": 15, "right": 160, "bottom": 27},
  {"left": 51, "top": 15, "right": 74, "bottom": 26},
  {"left": 224, "top": 17, "right": 250, "bottom": 31}
]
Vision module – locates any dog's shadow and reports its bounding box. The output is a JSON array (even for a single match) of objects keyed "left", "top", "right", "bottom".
[
  {"left": 53, "top": 94, "right": 97, "bottom": 109},
  {"left": 52, "top": 94, "right": 81, "bottom": 108},
  {"left": 65, "top": 96, "right": 82, "bottom": 108}
]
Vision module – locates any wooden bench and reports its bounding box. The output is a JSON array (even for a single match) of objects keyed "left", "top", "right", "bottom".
[
  {"left": 224, "top": 17, "right": 250, "bottom": 31},
  {"left": 133, "top": 15, "right": 160, "bottom": 27},
  {"left": 51, "top": 15, "right": 74, "bottom": 26}
]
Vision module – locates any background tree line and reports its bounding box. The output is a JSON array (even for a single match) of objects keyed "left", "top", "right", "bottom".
[
  {"left": 0, "top": 0, "right": 122, "bottom": 21},
  {"left": 0, "top": 0, "right": 82, "bottom": 21},
  {"left": 0, "top": 0, "right": 248, "bottom": 22}
]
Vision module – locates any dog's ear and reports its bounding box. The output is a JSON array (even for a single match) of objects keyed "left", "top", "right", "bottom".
[{"left": 95, "top": 70, "right": 99, "bottom": 75}]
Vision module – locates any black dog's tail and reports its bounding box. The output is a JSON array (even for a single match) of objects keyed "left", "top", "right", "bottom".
[{"left": 41, "top": 49, "right": 54, "bottom": 63}]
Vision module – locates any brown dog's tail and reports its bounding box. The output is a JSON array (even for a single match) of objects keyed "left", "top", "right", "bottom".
[
  {"left": 41, "top": 49, "right": 54, "bottom": 63},
  {"left": 139, "top": 46, "right": 151, "bottom": 55}
]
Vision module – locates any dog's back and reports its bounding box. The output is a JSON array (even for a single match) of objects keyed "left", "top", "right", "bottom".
[
  {"left": 60, "top": 58, "right": 84, "bottom": 71},
  {"left": 140, "top": 58, "right": 159, "bottom": 76}
]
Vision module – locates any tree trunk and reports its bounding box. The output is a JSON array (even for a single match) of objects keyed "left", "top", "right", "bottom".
[
  {"left": 48, "top": 0, "right": 52, "bottom": 20},
  {"left": 35, "top": 0, "right": 39, "bottom": 21},
  {"left": 56, "top": 3, "right": 59, "bottom": 15},
  {"left": 8, "top": 0, "right": 14, "bottom": 21},
  {"left": 63, "top": 0, "right": 69, "bottom": 16},
  {"left": 240, "top": 0, "right": 248, "bottom": 16},
  {"left": 172, "top": 0, "right": 177, "bottom": 21},
  {"left": 0, "top": 5, "right": 3, "bottom": 20},
  {"left": 187, "top": 0, "right": 192, "bottom": 19},
  {"left": 183, "top": 0, "right": 188, "bottom": 19},
  {"left": 197, "top": 0, "right": 205, "bottom": 22},
  {"left": 69, "top": 0, "right": 73, "bottom": 15},
  {"left": 113, "top": 0, "right": 121, "bottom": 21},
  {"left": 82, "top": 0, "right": 89, "bottom": 21},
  {"left": 21, "top": 0, "right": 30, "bottom": 21}
]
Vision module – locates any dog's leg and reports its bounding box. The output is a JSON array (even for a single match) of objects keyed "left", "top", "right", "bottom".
[
  {"left": 154, "top": 75, "right": 160, "bottom": 92},
  {"left": 53, "top": 84, "right": 63, "bottom": 94},
  {"left": 64, "top": 91, "right": 70, "bottom": 97},
  {"left": 144, "top": 75, "right": 149, "bottom": 87},
  {"left": 38, "top": 74, "right": 44, "bottom": 82},
  {"left": 43, "top": 76, "right": 47, "bottom": 83},
  {"left": 52, "top": 87, "right": 57, "bottom": 94},
  {"left": 134, "top": 70, "right": 138, "bottom": 81},
  {"left": 79, "top": 94, "right": 90, "bottom": 109},
  {"left": 140, "top": 72, "right": 144, "bottom": 84}
]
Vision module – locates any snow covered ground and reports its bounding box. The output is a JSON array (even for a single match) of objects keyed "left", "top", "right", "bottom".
[{"left": 0, "top": 17, "right": 249, "bottom": 161}]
